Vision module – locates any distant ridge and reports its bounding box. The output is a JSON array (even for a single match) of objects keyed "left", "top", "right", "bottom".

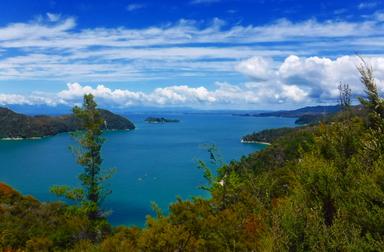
[
  {"left": 0, "top": 107, "right": 135, "bottom": 139},
  {"left": 256, "top": 105, "right": 341, "bottom": 117},
  {"left": 234, "top": 105, "right": 341, "bottom": 125}
]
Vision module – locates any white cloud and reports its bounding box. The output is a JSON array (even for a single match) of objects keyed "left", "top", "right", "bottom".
[
  {"left": 2, "top": 55, "right": 384, "bottom": 108},
  {"left": 0, "top": 80, "right": 308, "bottom": 108},
  {"left": 0, "top": 14, "right": 384, "bottom": 82},
  {"left": 237, "top": 55, "right": 384, "bottom": 102},
  {"left": 0, "top": 17, "right": 75, "bottom": 42},
  {"left": 46, "top": 12, "right": 61, "bottom": 22},
  {"left": 281, "top": 85, "right": 309, "bottom": 102},
  {"left": 0, "top": 92, "right": 65, "bottom": 106},
  {"left": 0, "top": 94, "right": 32, "bottom": 105},
  {"left": 235, "top": 56, "right": 274, "bottom": 81},
  {"left": 0, "top": 17, "right": 381, "bottom": 48},
  {"left": 1, "top": 14, "right": 384, "bottom": 108},
  {"left": 58, "top": 83, "right": 216, "bottom": 106}
]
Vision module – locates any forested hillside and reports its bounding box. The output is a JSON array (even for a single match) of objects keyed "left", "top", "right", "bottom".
[
  {"left": 1, "top": 65, "right": 383, "bottom": 251},
  {"left": 0, "top": 108, "right": 135, "bottom": 139}
]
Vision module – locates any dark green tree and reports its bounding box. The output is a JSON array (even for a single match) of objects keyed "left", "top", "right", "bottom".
[{"left": 51, "top": 94, "right": 114, "bottom": 241}]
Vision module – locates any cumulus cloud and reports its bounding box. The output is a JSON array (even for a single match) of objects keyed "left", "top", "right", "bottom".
[
  {"left": 2, "top": 55, "right": 384, "bottom": 109},
  {"left": 236, "top": 55, "right": 384, "bottom": 102},
  {"left": 0, "top": 92, "right": 65, "bottom": 106},
  {"left": 235, "top": 56, "right": 274, "bottom": 81},
  {"left": 0, "top": 81, "right": 308, "bottom": 108},
  {"left": 58, "top": 83, "right": 216, "bottom": 106},
  {"left": 2, "top": 54, "right": 384, "bottom": 108}
]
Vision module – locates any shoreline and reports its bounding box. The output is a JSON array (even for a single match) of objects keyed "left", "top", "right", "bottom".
[
  {"left": 1, "top": 136, "right": 44, "bottom": 141},
  {"left": 0, "top": 128, "right": 134, "bottom": 141},
  {"left": 241, "top": 139, "right": 271, "bottom": 145}
]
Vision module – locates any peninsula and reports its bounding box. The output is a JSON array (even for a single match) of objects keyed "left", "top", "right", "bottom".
[{"left": 0, "top": 107, "right": 135, "bottom": 139}]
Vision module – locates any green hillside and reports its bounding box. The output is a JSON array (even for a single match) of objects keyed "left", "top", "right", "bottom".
[{"left": 0, "top": 108, "right": 135, "bottom": 139}]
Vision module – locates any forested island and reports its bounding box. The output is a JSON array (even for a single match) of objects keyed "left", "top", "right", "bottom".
[
  {"left": 145, "top": 117, "right": 180, "bottom": 123},
  {"left": 0, "top": 107, "right": 135, "bottom": 139},
  {"left": 1, "top": 65, "right": 384, "bottom": 251}
]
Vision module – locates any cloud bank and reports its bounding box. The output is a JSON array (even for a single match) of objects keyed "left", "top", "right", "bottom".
[{"left": 1, "top": 55, "right": 384, "bottom": 109}]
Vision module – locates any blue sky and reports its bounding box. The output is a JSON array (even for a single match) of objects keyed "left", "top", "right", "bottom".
[{"left": 0, "top": 0, "right": 384, "bottom": 109}]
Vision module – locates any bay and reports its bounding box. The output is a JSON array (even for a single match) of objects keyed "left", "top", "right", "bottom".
[{"left": 0, "top": 112, "right": 296, "bottom": 226}]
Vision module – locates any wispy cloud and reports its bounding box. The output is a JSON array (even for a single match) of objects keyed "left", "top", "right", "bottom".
[
  {"left": 126, "top": 3, "right": 146, "bottom": 12},
  {"left": 46, "top": 12, "right": 61, "bottom": 22},
  {"left": 0, "top": 13, "right": 384, "bottom": 108},
  {"left": 190, "top": 0, "right": 221, "bottom": 5},
  {"left": 358, "top": 1, "right": 379, "bottom": 9}
]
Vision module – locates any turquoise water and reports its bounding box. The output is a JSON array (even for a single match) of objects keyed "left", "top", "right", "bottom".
[{"left": 0, "top": 113, "right": 296, "bottom": 226}]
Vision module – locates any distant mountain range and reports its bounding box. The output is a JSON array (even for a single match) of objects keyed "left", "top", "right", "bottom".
[
  {"left": 234, "top": 105, "right": 341, "bottom": 125},
  {"left": 7, "top": 104, "right": 269, "bottom": 116},
  {"left": 255, "top": 105, "right": 341, "bottom": 117},
  {"left": 7, "top": 104, "right": 201, "bottom": 115},
  {"left": 0, "top": 107, "right": 135, "bottom": 139}
]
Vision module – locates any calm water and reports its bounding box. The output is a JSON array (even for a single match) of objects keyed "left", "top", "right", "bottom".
[{"left": 0, "top": 112, "right": 296, "bottom": 226}]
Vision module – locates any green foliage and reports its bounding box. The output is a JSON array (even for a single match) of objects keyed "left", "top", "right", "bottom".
[
  {"left": 197, "top": 144, "right": 223, "bottom": 191},
  {"left": 242, "top": 127, "right": 298, "bottom": 143},
  {"left": 0, "top": 183, "right": 91, "bottom": 250},
  {"left": 51, "top": 94, "right": 114, "bottom": 241},
  {"left": 358, "top": 60, "right": 384, "bottom": 129},
  {"left": 103, "top": 62, "right": 383, "bottom": 251}
]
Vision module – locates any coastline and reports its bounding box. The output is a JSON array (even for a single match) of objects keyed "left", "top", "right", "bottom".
[
  {"left": 1, "top": 136, "right": 43, "bottom": 141},
  {"left": 0, "top": 128, "right": 134, "bottom": 141},
  {"left": 240, "top": 139, "right": 271, "bottom": 145}
]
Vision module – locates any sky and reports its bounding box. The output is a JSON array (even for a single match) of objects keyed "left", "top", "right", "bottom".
[{"left": 0, "top": 0, "right": 384, "bottom": 110}]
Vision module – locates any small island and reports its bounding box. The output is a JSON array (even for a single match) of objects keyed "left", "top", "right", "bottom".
[{"left": 145, "top": 117, "right": 180, "bottom": 123}]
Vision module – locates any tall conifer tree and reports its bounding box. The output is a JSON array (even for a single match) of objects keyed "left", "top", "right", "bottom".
[{"left": 52, "top": 94, "right": 113, "bottom": 241}]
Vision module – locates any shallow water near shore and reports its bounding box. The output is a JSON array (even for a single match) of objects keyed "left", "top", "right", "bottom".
[{"left": 0, "top": 112, "right": 296, "bottom": 226}]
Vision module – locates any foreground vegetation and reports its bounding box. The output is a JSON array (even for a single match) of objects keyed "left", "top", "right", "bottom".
[{"left": 1, "top": 65, "right": 384, "bottom": 251}]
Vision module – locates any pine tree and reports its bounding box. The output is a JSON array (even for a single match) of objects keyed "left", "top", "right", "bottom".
[{"left": 51, "top": 94, "right": 114, "bottom": 241}]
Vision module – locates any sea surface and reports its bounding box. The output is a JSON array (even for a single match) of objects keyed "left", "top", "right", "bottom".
[{"left": 0, "top": 112, "right": 296, "bottom": 226}]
